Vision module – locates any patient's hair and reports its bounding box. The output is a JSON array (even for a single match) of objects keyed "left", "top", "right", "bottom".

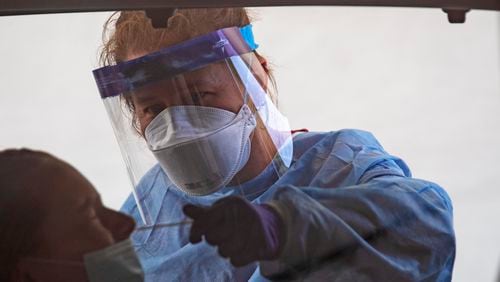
[{"left": 0, "top": 149, "right": 55, "bottom": 281}]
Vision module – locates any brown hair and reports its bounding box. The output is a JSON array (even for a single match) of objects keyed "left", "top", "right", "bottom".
[
  {"left": 99, "top": 9, "right": 278, "bottom": 133},
  {"left": 0, "top": 149, "right": 55, "bottom": 281}
]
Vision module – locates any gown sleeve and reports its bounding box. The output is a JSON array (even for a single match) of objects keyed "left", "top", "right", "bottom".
[{"left": 259, "top": 130, "right": 455, "bottom": 281}]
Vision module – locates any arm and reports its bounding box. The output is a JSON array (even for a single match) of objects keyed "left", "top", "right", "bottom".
[
  {"left": 260, "top": 174, "right": 455, "bottom": 281},
  {"left": 181, "top": 130, "right": 455, "bottom": 281}
]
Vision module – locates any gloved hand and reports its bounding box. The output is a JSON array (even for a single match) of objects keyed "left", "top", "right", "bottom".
[{"left": 183, "top": 196, "right": 286, "bottom": 267}]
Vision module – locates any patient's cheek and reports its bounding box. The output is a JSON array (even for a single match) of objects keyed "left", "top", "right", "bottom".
[{"left": 39, "top": 218, "right": 114, "bottom": 259}]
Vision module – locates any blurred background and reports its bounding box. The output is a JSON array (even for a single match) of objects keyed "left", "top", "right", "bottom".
[{"left": 0, "top": 6, "right": 499, "bottom": 281}]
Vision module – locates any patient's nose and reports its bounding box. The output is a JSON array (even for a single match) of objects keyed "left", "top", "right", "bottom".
[{"left": 102, "top": 209, "right": 136, "bottom": 242}]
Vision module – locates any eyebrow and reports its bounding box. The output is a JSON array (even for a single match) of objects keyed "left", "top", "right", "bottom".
[
  {"left": 186, "top": 76, "right": 218, "bottom": 88},
  {"left": 132, "top": 76, "right": 217, "bottom": 104},
  {"left": 133, "top": 80, "right": 175, "bottom": 103},
  {"left": 133, "top": 92, "right": 157, "bottom": 104}
]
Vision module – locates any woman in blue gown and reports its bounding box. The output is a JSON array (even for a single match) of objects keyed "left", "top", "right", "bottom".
[{"left": 94, "top": 8, "right": 455, "bottom": 281}]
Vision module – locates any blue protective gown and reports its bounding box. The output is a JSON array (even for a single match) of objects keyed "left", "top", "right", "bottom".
[{"left": 121, "top": 130, "right": 455, "bottom": 281}]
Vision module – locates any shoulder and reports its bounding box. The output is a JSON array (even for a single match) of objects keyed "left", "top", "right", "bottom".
[
  {"left": 292, "top": 129, "right": 385, "bottom": 157},
  {"left": 291, "top": 129, "right": 411, "bottom": 184},
  {"left": 371, "top": 176, "right": 453, "bottom": 213},
  {"left": 326, "top": 129, "right": 383, "bottom": 148},
  {"left": 294, "top": 129, "right": 382, "bottom": 145}
]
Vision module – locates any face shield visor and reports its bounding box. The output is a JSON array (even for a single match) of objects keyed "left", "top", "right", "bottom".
[{"left": 93, "top": 25, "right": 292, "bottom": 225}]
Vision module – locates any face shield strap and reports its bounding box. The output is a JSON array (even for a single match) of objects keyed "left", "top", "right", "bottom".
[
  {"left": 229, "top": 55, "right": 294, "bottom": 170},
  {"left": 239, "top": 24, "right": 259, "bottom": 50},
  {"left": 93, "top": 25, "right": 259, "bottom": 100}
]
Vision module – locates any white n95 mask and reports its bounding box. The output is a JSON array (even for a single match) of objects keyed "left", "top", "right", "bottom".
[
  {"left": 145, "top": 104, "right": 257, "bottom": 196},
  {"left": 84, "top": 238, "right": 144, "bottom": 282}
]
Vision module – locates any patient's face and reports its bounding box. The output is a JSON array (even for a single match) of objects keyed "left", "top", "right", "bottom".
[{"left": 34, "top": 163, "right": 135, "bottom": 260}]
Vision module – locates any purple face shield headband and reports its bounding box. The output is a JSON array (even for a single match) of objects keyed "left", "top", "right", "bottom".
[{"left": 93, "top": 25, "right": 259, "bottom": 99}]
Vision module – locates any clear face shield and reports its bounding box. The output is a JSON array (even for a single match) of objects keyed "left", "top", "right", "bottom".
[{"left": 93, "top": 26, "right": 292, "bottom": 226}]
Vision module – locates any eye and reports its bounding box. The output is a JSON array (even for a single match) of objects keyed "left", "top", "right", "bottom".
[
  {"left": 145, "top": 104, "right": 165, "bottom": 116},
  {"left": 190, "top": 91, "right": 213, "bottom": 105}
]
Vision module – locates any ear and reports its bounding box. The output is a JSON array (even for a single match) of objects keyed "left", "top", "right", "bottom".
[
  {"left": 255, "top": 53, "right": 269, "bottom": 74},
  {"left": 251, "top": 53, "right": 270, "bottom": 91}
]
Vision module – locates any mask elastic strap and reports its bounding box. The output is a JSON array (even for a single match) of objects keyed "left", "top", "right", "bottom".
[
  {"left": 243, "top": 89, "right": 249, "bottom": 105},
  {"left": 241, "top": 53, "right": 252, "bottom": 106}
]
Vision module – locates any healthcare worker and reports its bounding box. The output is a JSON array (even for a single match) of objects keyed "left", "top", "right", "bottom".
[{"left": 93, "top": 8, "right": 456, "bottom": 281}]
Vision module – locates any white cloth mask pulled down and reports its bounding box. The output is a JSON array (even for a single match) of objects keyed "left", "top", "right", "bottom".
[{"left": 145, "top": 104, "right": 257, "bottom": 196}]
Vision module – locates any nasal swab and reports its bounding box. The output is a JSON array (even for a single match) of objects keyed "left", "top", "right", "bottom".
[{"left": 135, "top": 220, "right": 193, "bottom": 231}]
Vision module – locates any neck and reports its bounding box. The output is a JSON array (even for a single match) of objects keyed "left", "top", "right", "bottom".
[{"left": 229, "top": 126, "right": 276, "bottom": 186}]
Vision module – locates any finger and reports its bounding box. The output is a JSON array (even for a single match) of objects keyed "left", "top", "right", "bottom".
[
  {"left": 218, "top": 238, "right": 245, "bottom": 258},
  {"left": 231, "top": 235, "right": 263, "bottom": 266},
  {"left": 217, "top": 245, "right": 229, "bottom": 258},
  {"left": 187, "top": 204, "right": 227, "bottom": 245},
  {"left": 211, "top": 198, "right": 252, "bottom": 229},
  {"left": 205, "top": 204, "right": 228, "bottom": 225},
  {"left": 210, "top": 202, "right": 251, "bottom": 254},
  {"left": 220, "top": 236, "right": 249, "bottom": 257},
  {"left": 230, "top": 254, "right": 255, "bottom": 267},
  {"left": 189, "top": 221, "right": 205, "bottom": 244},
  {"left": 183, "top": 204, "right": 207, "bottom": 219},
  {"left": 202, "top": 215, "right": 235, "bottom": 248},
  {"left": 204, "top": 226, "right": 231, "bottom": 246}
]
